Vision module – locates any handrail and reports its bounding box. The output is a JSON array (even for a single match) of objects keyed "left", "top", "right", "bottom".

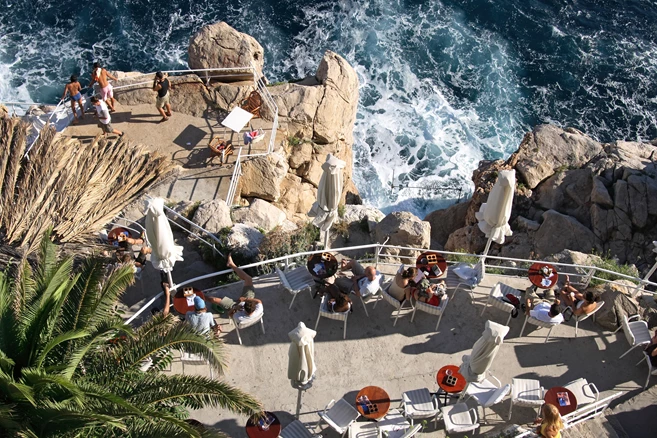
[
  {"left": 124, "top": 243, "right": 657, "bottom": 325},
  {"left": 160, "top": 204, "right": 225, "bottom": 258},
  {"left": 226, "top": 147, "right": 243, "bottom": 206}
]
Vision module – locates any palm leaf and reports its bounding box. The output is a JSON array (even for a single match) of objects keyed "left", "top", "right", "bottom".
[{"left": 35, "top": 329, "right": 89, "bottom": 369}]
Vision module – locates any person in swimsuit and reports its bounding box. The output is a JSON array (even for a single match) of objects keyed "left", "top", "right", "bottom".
[
  {"left": 559, "top": 275, "right": 600, "bottom": 316},
  {"left": 61, "top": 75, "right": 84, "bottom": 122},
  {"left": 89, "top": 62, "right": 118, "bottom": 112},
  {"left": 152, "top": 71, "right": 172, "bottom": 122},
  {"left": 536, "top": 403, "right": 563, "bottom": 438},
  {"left": 388, "top": 265, "right": 416, "bottom": 302},
  {"left": 114, "top": 232, "right": 151, "bottom": 271}
]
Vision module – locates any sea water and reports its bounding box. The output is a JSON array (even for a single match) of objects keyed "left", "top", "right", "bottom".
[{"left": 1, "top": 0, "right": 656, "bottom": 217}]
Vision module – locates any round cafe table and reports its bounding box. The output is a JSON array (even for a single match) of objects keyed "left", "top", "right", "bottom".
[
  {"left": 356, "top": 386, "right": 391, "bottom": 420},
  {"left": 416, "top": 251, "right": 448, "bottom": 279},
  {"left": 173, "top": 288, "right": 205, "bottom": 314},
  {"left": 307, "top": 252, "right": 339, "bottom": 279},
  {"left": 544, "top": 386, "right": 577, "bottom": 416},
  {"left": 245, "top": 411, "right": 281, "bottom": 438},
  {"left": 528, "top": 262, "right": 559, "bottom": 289},
  {"left": 107, "top": 227, "right": 130, "bottom": 244},
  {"left": 436, "top": 365, "right": 467, "bottom": 404}
]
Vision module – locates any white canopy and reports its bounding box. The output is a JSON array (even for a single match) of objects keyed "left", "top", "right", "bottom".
[
  {"left": 288, "top": 322, "right": 316, "bottom": 388},
  {"left": 221, "top": 107, "right": 254, "bottom": 133},
  {"left": 476, "top": 169, "right": 516, "bottom": 250},
  {"left": 144, "top": 198, "right": 183, "bottom": 272},
  {"left": 459, "top": 320, "right": 510, "bottom": 383}
]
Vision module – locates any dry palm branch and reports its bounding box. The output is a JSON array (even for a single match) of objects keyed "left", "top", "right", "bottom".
[{"left": 0, "top": 116, "right": 175, "bottom": 257}]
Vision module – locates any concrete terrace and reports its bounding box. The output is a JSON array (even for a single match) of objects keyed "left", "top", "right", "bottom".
[{"left": 130, "top": 262, "right": 653, "bottom": 437}]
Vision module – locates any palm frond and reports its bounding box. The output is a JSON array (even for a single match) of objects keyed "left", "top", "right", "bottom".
[{"left": 35, "top": 329, "right": 89, "bottom": 369}]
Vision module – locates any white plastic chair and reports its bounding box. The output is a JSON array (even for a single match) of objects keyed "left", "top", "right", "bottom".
[
  {"left": 445, "top": 259, "right": 485, "bottom": 303},
  {"left": 636, "top": 350, "right": 657, "bottom": 390},
  {"left": 481, "top": 282, "right": 520, "bottom": 326},
  {"left": 519, "top": 313, "right": 561, "bottom": 343},
  {"left": 563, "top": 378, "right": 599, "bottom": 406},
  {"left": 410, "top": 296, "right": 449, "bottom": 331},
  {"left": 317, "top": 398, "right": 361, "bottom": 437},
  {"left": 462, "top": 373, "right": 511, "bottom": 424},
  {"left": 280, "top": 419, "right": 318, "bottom": 438},
  {"left": 277, "top": 267, "right": 316, "bottom": 309},
  {"left": 375, "top": 408, "right": 411, "bottom": 437},
  {"left": 614, "top": 314, "right": 652, "bottom": 358},
  {"left": 401, "top": 388, "right": 440, "bottom": 427},
  {"left": 440, "top": 402, "right": 479, "bottom": 435},
  {"left": 571, "top": 301, "right": 605, "bottom": 337},
  {"left": 508, "top": 378, "right": 544, "bottom": 420},
  {"left": 373, "top": 283, "right": 414, "bottom": 326},
  {"left": 384, "top": 424, "right": 422, "bottom": 438},
  {"left": 315, "top": 295, "right": 351, "bottom": 339},
  {"left": 231, "top": 309, "right": 265, "bottom": 345},
  {"left": 180, "top": 351, "right": 213, "bottom": 379}
]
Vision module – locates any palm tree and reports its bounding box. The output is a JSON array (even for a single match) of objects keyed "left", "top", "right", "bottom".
[{"left": 0, "top": 232, "right": 261, "bottom": 437}]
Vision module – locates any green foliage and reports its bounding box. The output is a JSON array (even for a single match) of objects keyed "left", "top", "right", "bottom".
[
  {"left": 589, "top": 252, "right": 639, "bottom": 286},
  {"left": 287, "top": 136, "right": 303, "bottom": 147},
  {"left": 186, "top": 201, "right": 201, "bottom": 221},
  {"left": 338, "top": 204, "right": 346, "bottom": 218},
  {"left": 449, "top": 249, "right": 479, "bottom": 265},
  {"left": 333, "top": 221, "right": 350, "bottom": 241},
  {"left": 257, "top": 223, "right": 320, "bottom": 274},
  {"left": 0, "top": 231, "right": 261, "bottom": 437}
]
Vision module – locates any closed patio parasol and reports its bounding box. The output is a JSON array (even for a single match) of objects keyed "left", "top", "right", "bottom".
[
  {"left": 288, "top": 322, "right": 316, "bottom": 418},
  {"left": 476, "top": 169, "right": 516, "bottom": 258},
  {"left": 145, "top": 197, "right": 183, "bottom": 286},
  {"left": 459, "top": 320, "right": 510, "bottom": 383},
  {"left": 308, "top": 154, "right": 346, "bottom": 248}
]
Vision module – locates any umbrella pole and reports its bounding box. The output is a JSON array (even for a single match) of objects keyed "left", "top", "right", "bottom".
[
  {"left": 167, "top": 271, "right": 174, "bottom": 288},
  {"left": 295, "top": 387, "right": 303, "bottom": 419},
  {"left": 482, "top": 236, "right": 493, "bottom": 262},
  {"left": 323, "top": 230, "right": 329, "bottom": 249}
]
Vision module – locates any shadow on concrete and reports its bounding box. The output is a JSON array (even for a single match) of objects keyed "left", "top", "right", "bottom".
[
  {"left": 172, "top": 147, "right": 213, "bottom": 169},
  {"left": 173, "top": 124, "right": 208, "bottom": 150}
]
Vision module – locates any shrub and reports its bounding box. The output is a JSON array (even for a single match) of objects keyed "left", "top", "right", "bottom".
[
  {"left": 589, "top": 252, "right": 639, "bottom": 286},
  {"left": 257, "top": 223, "right": 321, "bottom": 274},
  {"left": 449, "top": 249, "right": 479, "bottom": 265},
  {"left": 288, "top": 135, "right": 303, "bottom": 147},
  {"left": 338, "top": 204, "right": 346, "bottom": 218},
  {"left": 333, "top": 221, "right": 350, "bottom": 240}
]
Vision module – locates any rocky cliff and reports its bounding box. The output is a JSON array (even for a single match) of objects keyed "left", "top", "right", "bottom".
[{"left": 427, "top": 124, "right": 657, "bottom": 277}]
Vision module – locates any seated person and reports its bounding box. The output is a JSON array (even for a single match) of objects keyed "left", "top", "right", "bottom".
[
  {"left": 116, "top": 247, "right": 150, "bottom": 273},
  {"left": 336, "top": 259, "right": 384, "bottom": 298},
  {"left": 204, "top": 253, "right": 264, "bottom": 323},
  {"left": 388, "top": 265, "right": 416, "bottom": 302},
  {"left": 522, "top": 287, "right": 556, "bottom": 316},
  {"left": 536, "top": 403, "right": 563, "bottom": 438},
  {"left": 161, "top": 284, "right": 220, "bottom": 335},
  {"left": 412, "top": 277, "right": 446, "bottom": 307},
  {"left": 321, "top": 283, "right": 352, "bottom": 313},
  {"left": 559, "top": 275, "right": 600, "bottom": 315},
  {"left": 529, "top": 300, "right": 564, "bottom": 324}
]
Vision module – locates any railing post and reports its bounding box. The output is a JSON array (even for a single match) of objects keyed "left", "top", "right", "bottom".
[
  {"left": 582, "top": 267, "right": 595, "bottom": 288},
  {"left": 285, "top": 257, "right": 290, "bottom": 271}
]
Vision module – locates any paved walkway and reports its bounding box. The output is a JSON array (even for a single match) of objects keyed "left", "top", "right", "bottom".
[{"left": 143, "top": 264, "right": 650, "bottom": 437}]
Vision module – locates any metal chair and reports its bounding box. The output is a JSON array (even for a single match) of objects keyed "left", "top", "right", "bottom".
[
  {"left": 276, "top": 266, "right": 315, "bottom": 309},
  {"left": 410, "top": 296, "right": 449, "bottom": 331},
  {"left": 614, "top": 314, "right": 652, "bottom": 358},
  {"left": 519, "top": 313, "right": 561, "bottom": 343},
  {"left": 280, "top": 420, "right": 318, "bottom": 438},
  {"left": 231, "top": 309, "right": 265, "bottom": 345},
  {"left": 481, "top": 282, "right": 520, "bottom": 326},
  {"left": 636, "top": 350, "right": 657, "bottom": 390},
  {"left": 315, "top": 295, "right": 351, "bottom": 339},
  {"left": 373, "top": 283, "right": 414, "bottom": 326},
  {"left": 384, "top": 424, "right": 422, "bottom": 438},
  {"left": 508, "top": 378, "right": 544, "bottom": 420},
  {"left": 317, "top": 398, "right": 361, "bottom": 437},
  {"left": 462, "top": 373, "right": 511, "bottom": 424},
  {"left": 401, "top": 388, "right": 440, "bottom": 427},
  {"left": 563, "top": 378, "right": 599, "bottom": 406},
  {"left": 446, "top": 259, "right": 485, "bottom": 303},
  {"left": 180, "top": 351, "right": 213, "bottom": 379},
  {"left": 571, "top": 301, "right": 605, "bottom": 337},
  {"left": 440, "top": 402, "right": 479, "bottom": 435}
]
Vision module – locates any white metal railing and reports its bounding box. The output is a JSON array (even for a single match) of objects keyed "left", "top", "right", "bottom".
[
  {"left": 562, "top": 392, "right": 624, "bottom": 430},
  {"left": 124, "top": 243, "right": 657, "bottom": 325},
  {"left": 160, "top": 205, "right": 225, "bottom": 258},
  {"left": 225, "top": 147, "right": 243, "bottom": 206}
]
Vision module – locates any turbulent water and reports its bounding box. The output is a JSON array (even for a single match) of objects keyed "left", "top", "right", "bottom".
[{"left": 2, "top": 0, "right": 657, "bottom": 217}]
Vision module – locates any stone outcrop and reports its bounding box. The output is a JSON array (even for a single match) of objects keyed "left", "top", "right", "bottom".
[
  {"left": 534, "top": 210, "right": 601, "bottom": 257},
  {"left": 342, "top": 205, "right": 385, "bottom": 233},
  {"left": 374, "top": 211, "right": 430, "bottom": 263},
  {"left": 239, "top": 153, "right": 289, "bottom": 202},
  {"left": 424, "top": 200, "right": 470, "bottom": 248},
  {"left": 231, "top": 198, "right": 286, "bottom": 232},
  {"left": 591, "top": 281, "right": 641, "bottom": 330},
  {"left": 192, "top": 200, "right": 232, "bottom": 234},
  {"left": 188, "top": 22, "right": 265, "bottom": 77},
  {"left": 226, "top": 224, "right": 264, "bottom": 258}
]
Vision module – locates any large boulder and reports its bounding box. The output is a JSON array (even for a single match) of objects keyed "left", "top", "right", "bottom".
[
  {"left": 424, "top": 200, "right": 470, "bottom": 248},
  {"left": 231, "top": 198, "right": 286, "bottom": 232},
  {"left": 534, "top": 168, "right": 592, "bottom": 226},
  {"left": 225, "top": 224, "right": 264, "bottom": 258},
  {"left": 274, "top": 173, "right": 316, "bottom": 221},
  {"left": 239, "top": 153, "right": 289, "bottom": 202},
  {"left": 513, "top": 125, "right": 603, "bottom": 189},
  {"left": 590, "top": 281, "right": 641, "bottom": 331},
  {"left": 188, "top": 22, "right": 264, "bottom": 77},
  {"left": 534, "top": 210, "right": 601, "bottom": 257},
  {"left": 374, "top": 211, "right": 430, "bottom": 263},
  {"left": 192, "top": 200, "right": 232, "bottom": 234},
  {"left": 342, "top": 205, "right": 385, "bottom": 233},
  {"left": 445, "top": 225, "right": 488, "bottom": 254}
]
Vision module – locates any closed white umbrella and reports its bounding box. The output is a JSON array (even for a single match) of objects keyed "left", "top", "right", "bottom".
[
  {"left": 476, "top": 169, "right": 516, "bottom": 257},
  {"left": 308, "top": 154, "right": 346, "bottom": 248},
  {"left": 459, "top": 320, "right": 510, "bottom": 383},
  {"left": 288, "top": 322, "right": 316, "bottom": 418},
  {"left": 145, "top": 197, "right": 183, "bottom": 286}
]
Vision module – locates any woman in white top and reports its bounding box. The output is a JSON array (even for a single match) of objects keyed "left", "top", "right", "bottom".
[{"left": 388, "top": 266, "right": 416, "bottom": 302}]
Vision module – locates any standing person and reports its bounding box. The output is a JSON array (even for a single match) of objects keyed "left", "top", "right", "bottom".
[
  {"left": 91, "top": 96, "right": 123, "bottom": 138},
  {"left": 89, "top": 62, "right": 118, "bottom": 112},
  {"left": 152, "top": 71, "right": 172, "bottom": 122},
  {"left": 61, "top": 75, "right": 84, "bottom": 122}
]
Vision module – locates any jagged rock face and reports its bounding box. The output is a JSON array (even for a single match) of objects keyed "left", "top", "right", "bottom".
[
  {"left": 424, "top": 201, "right": 470, "bottom": 249},
  {"left": 534, "top": 209, "right": 601, "bottom": 257},
  {"left": 239, "top": 153, "right": 289, "bottom": 202},
  {"left": 342, "top": 205, "right": 385, "bottom": 233},
  {"left": 192, "top": 200, "right": 233, "bottom": 234},
  {"left": 226, "top": 224, "right": 264, "bottom": 258},
  {"left": 591, "top": 281, "right": 641, "bottom": 330},
  {"left": 188, "top": 22, "right": 264, "bottom": 76},
  {"left": 374, "top": 211, "right": 430, "bottom": 263},
  {"left": 231, "top": 198, "right": 286, "bottom": 232}
]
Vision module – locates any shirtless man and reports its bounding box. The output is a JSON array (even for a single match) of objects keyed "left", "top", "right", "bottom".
[
  {"left": 61, "top": 75, "right": 84, "bottom": 122},
  {"left": 89, "top": 62, "right": 117, "bottom": 111}
]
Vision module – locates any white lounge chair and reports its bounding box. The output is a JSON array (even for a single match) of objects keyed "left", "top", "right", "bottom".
[
  {"left": 231, "top": 308, "right": 265, "bottom": 345},
  {"left": 614, "top": 314, "right": 652, "bottom": 359},
  {"left": 481, "top": 282, "right": 520, "bottom": 326},
  {"left": 636, "top": 350, "right": 657, "bottom": 390},
  {"left": 277, "top": 266, "right": 316, "bottom": 309},
  {"left": 519, "top": 313, "right": 561, "bottom": 343},
  {"left": 401, "top": 388, "right": 440, "bottom": 427},
  {"left": 280, "top": 419, "right": 318, "bottom": 438},
  {"left": 508, "top": 378, "right": 544, "bottom": 420},
  {"left": 462, "top": 373, "right": 511, "bottom": 424},
  {"left": 441, "top": 402, "right": 479, "bottom": 435},
  {"left": 410, "top": 296, "right": 449, "bottom": 331},
  {"left": 318, "top": 398, "right": 360, "bottom": 437},
  {"left": 563, "top": 378, "right": 599, "bottom": 406},
  {"left": 570, "top": 301, "right": 605, "bottom": 337},
  {"left": 180, "top": 351, "right": 213, "bottom": 379},
  {"left": 315, "top": 294, "right": 351, "bottom": 340},
  {"left": 373, "top": 283, "right": 414, "bottom": 326},
  {"left": 445, "top": 259, "right": 485, "bottom": 303}
]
